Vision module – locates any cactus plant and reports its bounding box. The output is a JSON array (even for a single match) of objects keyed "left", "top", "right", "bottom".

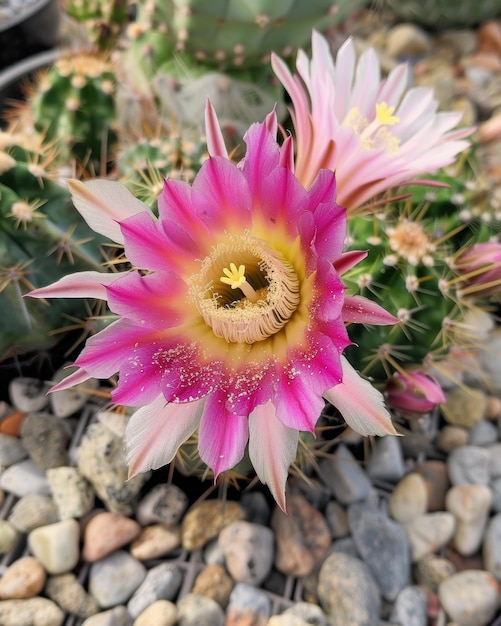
[
  {"left": 27, "top": 52, "right": 117, "bottom": 173},
  {"left": 0, "top": 133, "right": 108, "bottom": 360},
  {"left": 62, "top": 0, "right": 130, "bottom": 51},
  {"left": 383, "top": 0, "right": 501, "bottom": 28}
]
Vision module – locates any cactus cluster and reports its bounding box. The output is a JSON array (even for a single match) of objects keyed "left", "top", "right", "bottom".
[
  {"left": 0, "top": 131, "right": 107, "bottom": 361},
  {"left": 343, "top": 163, "right": 501, "bottom": 382},
  {"left": 62, "top": 0, "right": 130, "bottom": 50},
  {"left": 384, "top": 0, "right": 501, "bottom": 28}
]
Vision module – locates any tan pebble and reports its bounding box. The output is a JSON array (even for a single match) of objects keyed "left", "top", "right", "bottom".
[
  {"left": 192, "top": 564, "right": 233, "bottom": 608},
  {"left": 388, "top": 473, "right": 428, "bottom": 523},
  {"left": 467, "top": 52, "right": 501, "bottom": 72},
  {"left": 445, "top": 484, "right": 492, "bottom": 556},
  {"left": 443, "top": 386, "right": 487, "bottom": 429},
  {"left": 181, "top": 500, "right": 245, "bottom": 550},
  {"left": 415, "top": 554, "right": 456, "bottom": 591},
  {"left": 267, "top": 616, "right": 309, "bottom": 626},
  {"left": 0, "top": 520, "right": 20, "bottom": 554},
  {"left": 415, "top": 461, "right": 450, "bottom": 512},
  {"left": 83, "top": 511, "right": 141, "bottom": 562},
  {"left": 0, "top": 556, "right": 46, "bottom": 599},
  {"left": 130, "top": 524, "right": 181, "bottom": 560},
  {"left": 436, "top": 425, "right": 469, "bottom": 453},
  {"left": 477, "top": 21, "right": 501, "bottom": 54},
  {"left": 133, "top": 599, "right": 177, "bottom": 626},
  {"left": 486, "top": 395, "right": 501, "bottom": 419},
  {"left": 271, "top": 492, "right": 331, "bottom": 577},
  {"left": 385, "top": 23, "right": 432, "bottom": 58},
  {"left": 0, "top": 597, "right": 64, "bottom": 626},
  {"left": 404, "top": 513, "right": 456, "bottom": 562}
]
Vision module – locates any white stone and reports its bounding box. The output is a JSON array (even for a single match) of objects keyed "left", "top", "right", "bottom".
[
  {"left": 0, "top": 459, "right": 51, "bottom": 497},
  {"left": 446, "top": 484, "right": 492, "bottom": 556},
  {"left": 8, "top": 377, "right": 50, "bottom": 412},
  {"left": 28, "top": 519, "right": 80, "bottom": 574}
]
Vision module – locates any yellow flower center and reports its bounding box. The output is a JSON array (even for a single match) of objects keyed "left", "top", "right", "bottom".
[
  {"left": 343, "top": 102, "right": 401, "bottom": 154},
  {"left": 189, "top": 233, "right": 301, "bottom": 344}
]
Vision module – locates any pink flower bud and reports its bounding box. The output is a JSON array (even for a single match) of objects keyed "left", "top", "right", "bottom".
[
  {"left": 453, "top": 242, "right": 501, "bottom": 298},
  {"left": 386, "top": 370, "right": 445, "bottom": 415}
]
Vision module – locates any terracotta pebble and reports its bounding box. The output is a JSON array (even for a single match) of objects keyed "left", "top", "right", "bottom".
[
  {"left": 82, "top": 511, "right": 141, "bottom": 562},
  {"left": 0, "top": 556, "right": 46, "bottom": 599}
]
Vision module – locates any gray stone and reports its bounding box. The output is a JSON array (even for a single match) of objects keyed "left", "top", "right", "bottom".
[
  {"left": 8, "top": 377, "right": 50, "bottom": 412},
  {"left": 8, "top": 493, "right": 58, "bottom": 533},
  {"left": 366, "top": 436, "right": 405, "bottom": 483},
  {"left": 46, "top": 466, "right": 95, "bottom": 519},
  {"left": 490, "top": 477, "right": 501, "bottom": 513},
  {"left": 136, "top": 483, "right": 188, "bottom": 526},
  {"left": 389, "top": 586, "right": 427, "bottom": 626},
  {"left": 487, "top": 443, "right": 501, "bottom": 479},
  {"left": 77, "top": 422, "right": 149, "bottom": 516},
  {"left": 89, "top": 550, "right": 146, "bottom": 608},
  {"left": 240, "top": 491, "right": 271, "bottom": 525},
  {"left": 468, "top": 420, "right": 498, "bottom": 446},
  {"left": 318, "top": 444, "right": 372, "bottom": 505},
  {"left": 219, "top": 521, "right": 274, "bottom": 586},
  {"left": 447, "top": 445, "right": 490, "bottom": 485},
  {"left": 226, "top": 583, "right": 271, "bottom": 625},
  {"left": 0, "top": 433, "right": 27, "bottom": 467},
  {"left": 347, "top": 502, "right": 410, "bottom": 601},
  {"left": 438, "top": 570, "right": 499, "bottom": 626},
  {"left": 176, "top": 593, "right": 225, "bottom": 626},
  {"left": 20, "top": 413, "right": 69, "bottom": 470},
  {"left": 49, "top": 367, "right": 99, "bottom": 418},
  {"left": 317, "top": 552, "right": 381, "bottom": 625},
  {"left": 127, "top": 563, "right": 183, "bottom": 618},
  {"left": 325, "top": 500, "right": 349, "bottom": 539},
  {"left": 0, "top": 459, "right": 51, "bottom": 497},
  {"left": 483, "top": 513, "right": 501, "bottom": 580},
  {"left": 478, "top": 328, "right": 501, "bottom": 392}
]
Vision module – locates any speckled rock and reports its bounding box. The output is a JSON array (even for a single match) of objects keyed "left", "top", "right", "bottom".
[
  {"left": 0, "top": 520, "right": 20, "bottom": 554},
  {"left": 192, "top": 564, "right": 234, "bottom": 608},
  {"left": 77, "top": 422, "right": 148, "bottom": 516},
  {"left": 438, "top": 570, "right": 500, "bottom": 626},
  {"left": 176, "top": 593, "right": 225, "bottom": 626},
  {"left": 130, "top": 523, "right": 181, "bottom": 560},
  {"left": 46, "top": 466, "right": 94, "bottom": 519},
  {"left": 181, "top": 499, "right": 245, "bottom": 551},
  {"left": 388, "top": 473, "right": 428, "bottom": 524},
  {"left": 89, "top": 550, "right": 147, "bottom": 609},
  {"left": 136, "top": 484, "right": 188, "bottom": 526},
  {"left": 0, "top": 556, "right": 46, "bottom": 599},
  {"left": 415, "top": 554, "right": 456, "bottom": 591},
  {"left": 272, "top": 492, "right": 331, "bottom": 577},
  {"left": 82, "top": 511, "right": 141, "bottom": 562},
  {"left": 443, "top": 386, "right": 488, "bottom": 429},
  {"left": 20, "top": 413, "right": 69, "bottom": 470},
  {"left": 219, "top": 521, "right": 274, "bottom": 585},
  {"left": 403, "top": 513, "right": 456, "bottom": 562},
  {"left": 347, "top": 501, "right": 410, "bottom": 601},
  {"left": 226, "top": 583, "right": 271, "bottom": 626},
  {"left": 27, "top": 519, "right": 80, "bottom": 574},
  {"left": 436, "top": 425, "right": 469, "bottom": 454},
  {"left": 45, "top": 573, "right": 99, "bottom": 619},
  {"left": 8, "top": 377, "right": 50, "bottom": 413},
  {"left": 7, "top": 493, "right": 58, "bottom": 533},
  {"left": 318, "top": 444, "right": 372, "bottom": 504},
  {"left": 447, "top": 445, "right": 490, "bottom": 485},
  {"left": 317, "top": 551, "right": 381, "bottom": 626},
  {"left": 127, "top": 563, "right": 183, "bottom": 619},
  {"left": 0, "top": 597, "right": 64, "bottom": 626},
  {"left": 133, "top": 600, "right": 177, "bottom": 626}
]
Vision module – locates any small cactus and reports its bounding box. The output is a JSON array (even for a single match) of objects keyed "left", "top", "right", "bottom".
[
  {"left": 27, "top": 52, "right": 117, "bottom": 173},
  {"left": 62, "top": 0, "right": 130, "bottom": 50},
  {"left": 383, "top": 0, "right": 501, "bottom": 28},
  {"left": 0, "top": 133, "right": 108, "bottom": 361}
]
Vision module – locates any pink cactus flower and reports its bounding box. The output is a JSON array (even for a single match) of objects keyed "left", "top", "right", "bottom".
[
  {"left": 386, "top": 370, "right": 445, "bottom": 415},
  {"left": 452, "top": 241, "right": 501, "bottom": 298},
  {"left": 271, "top": 32, "right": 473, "bottom": 213},
  {"left": 29, "top": 104, "right": 397, "bottom": 510}
]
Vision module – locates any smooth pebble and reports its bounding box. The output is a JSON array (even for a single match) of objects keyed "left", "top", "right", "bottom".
[
  {"left": 445, "top": 484, "right": 492, "bottom": 555},
  {"left": 0, "top": 520, "right": 20, "bottom": 554},
  {"left": 130, "top": 523, "right": 181, "bottom": 560},
  {"left": 127, "top": 563, "right": 183, "bottom": 619},
  {"left": 8, "top": 377, "right": 50, "bottom": 412},
  {"left": 318, "top": 444, "right": 372, "bottom": 504},
  {"left": 0, "top": 556, "right": 46, "bottom": 599},
  {"left": 176, "top": 593, "right": 225, "bottom": 626},
  {"left": 389, "top": 585, "right": 427, "bottom": 626},
  {"left": 133, "top": 599, "right": 177, "bottom": 626},
  {"left": 181, "top": 499, "right": 245, "bottom": 551},
  {"left": 45, "top": 573, "right": 99, "bottom": 618},
  {"left": 0, "top": 459, "right": 51, "bottom": 497},
  {"left": 388, "top": 473, "right": 428, "bottom": 523},
  {"left": 89, "top": 550, "right": 146, "bottom": 608},
  {"left": 28, "top": 519, "right": 80, "bottom": 574},
  {"left": 0, "top": 433, "right": 27, "bottom": 467},
  {"left": 404, "top": 512, "right": 456, "bottom": 561},
  {"left": 192, "top": 564, "right": 233, "bottom": 608},
  {"left": 0, "top": 597, "right": 64, "bottom": 626},
  {"left": 447, "top": 445, "right": 490, "bottom": 485},
  {"left": 82, "top": 511, "right": 141, "bottom": 562},
  {"left": 226, "top": 583, "right": 271, "bottom": 626},
  {"left": 438, "top": 569, "right": 500, "bottom": 626},
  {"left": 81, "top": 605, "right": 132, "bottom": 626},
  {"left": 366, "top": 435, "right": 405, "bottom": 483},
  {"left": 7, "top": 493, "right": 58, "bottom": 532},
  {"left": 136, "top": 483, "right": 188, "bottom": 526},
  {"left": 20, "top": 413, "right": 69, "bottom": 470},
  {"left": 483, "top": 513, "right": 501, "bottom": 580},
  {"left": 219, "top": 520, "right": 274, "bottom": 585}
]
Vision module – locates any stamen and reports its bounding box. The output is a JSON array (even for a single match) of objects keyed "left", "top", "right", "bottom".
[
  {"left": 220, "top": 263, "right": 259, "bottom": 303},
  {"left": 375, "top": 102, "right": 399, "bottom": 126}
]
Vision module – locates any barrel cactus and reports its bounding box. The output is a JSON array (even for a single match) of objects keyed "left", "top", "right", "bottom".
[
  {"left": 0, "top": 134, "right": 107, "bottom": 360},
  {"left": 28, "top": 52, "right": 117, "bottom": 173},
  {"left": 384, "top": 0, "right": 501, "bottom": 28}
]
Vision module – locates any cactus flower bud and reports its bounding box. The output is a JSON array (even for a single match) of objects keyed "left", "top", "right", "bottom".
[
  {"left": 386, "top": 370, "right": 445, "bottom": 415},
  {"left": 453, "top": 242, "right": 501, "bottom": 298}
]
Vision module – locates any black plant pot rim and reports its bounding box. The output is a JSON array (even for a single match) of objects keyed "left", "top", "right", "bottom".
[
  {"left": 0, "top": 0, "right": 56, "bottom": 31},
  {"left": 0, "top": 47, "right": 59, "bottom": 108}
]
